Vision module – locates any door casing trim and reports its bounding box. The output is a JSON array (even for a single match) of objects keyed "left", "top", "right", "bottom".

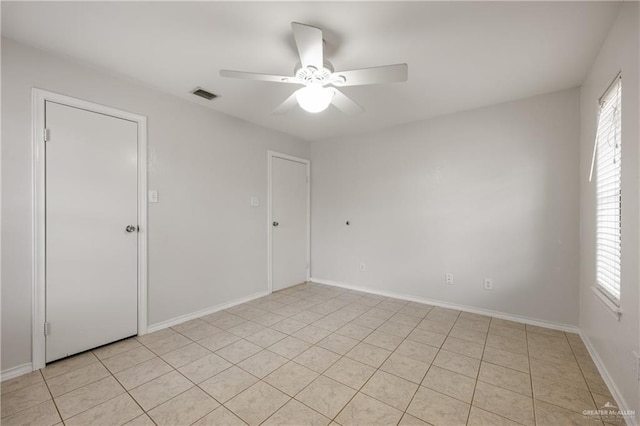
[
  {"left": 267, "top": 151, "right": 311, "bottom": 293},
  {"left": 31, "top": 88, "right": 148, "bottom": 370}
]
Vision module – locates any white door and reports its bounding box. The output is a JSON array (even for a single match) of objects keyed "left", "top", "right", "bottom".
[
  {"left": 271, "top": 155, "right": 309, "bottom": 291},
  {"left": 45, "top": 101, "right": 138, "bottom": 363}
]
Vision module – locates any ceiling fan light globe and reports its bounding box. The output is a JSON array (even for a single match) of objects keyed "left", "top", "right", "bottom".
[{"left": 296, "top": 85, "right": 334, "bottom": 113}]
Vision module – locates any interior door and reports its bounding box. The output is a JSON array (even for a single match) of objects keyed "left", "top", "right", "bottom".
[
  {"left": 271, "top": 155, "right": 309, "bottom": 291},
  {"left": 45, "top": 101, "right": 138, "bottom": 363}
]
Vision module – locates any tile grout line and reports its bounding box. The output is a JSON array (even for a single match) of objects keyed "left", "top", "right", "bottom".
[
  {"left": 59, "top": 350, "right": 149, "bottom": 424},
  {"left": 254, "top": 298, "right": 464, "bottom": 425},
  {"left": 251, "top": 288, "right": 365, "bottom": 425},
  {"left": 218, "top": 288, "right": 352, "bottom": 425},
  {"left": 128, "top": 328, "right": 239, "bottom": 424},
  {"left": 203, "top": 289, "right": 558, "bottom": 424},
  {"left": 108, "top": 329, "right": 231, "bottom": 424},
  {"left": 262, "top": 291, "right": 389, "bottom": 424},
  {"left": 466, "top": 319, "right": 538, "bottom": 426},
  {"left": 565, "top": 330, "right": 605, "bottom": 423},
  {"left": 40, "top": 369, "right": 65, "bottom": 424},
  {"left": 463, "top": 316, "right": 488, "bottom": 425},
  {"left": 93, "top": 346, "right": 156, "bottom": 424},
  {"left": 405, "top": 311, "right": 510, "bottom": 423},
  {"left": 286, "top": 305, "right": 558, "bottom": 425},
  {"left": 526, "top": 324, "right": 538, "bottom": 426},
  {"left": 257, "top": 291, "right": 413, "bottom": 424},
  {"left": 329, "top": 301, "right": 422, "bottom": 425},
  {"left": 402, "top": 309, "right": 464, "bottom": 425},
  {"left": 526, "top": 328, "right": 605, "bottom": 421},
  {"left": 421, "top": 315, "right": 538, "bottom": 426},
  {"left": 334, "top": 297, "right": 429, "bottom": 423},
  {"left": 215, "top": 295, "right": 460, "bottom": 421},
  {"left": 20, "top": 283, "right": 609, "bottom": 426},
  {"left": 27, "top": 288, "right": 367, "bottom": 425},
  {"left": 568, "top": 332, "right": 600, "bottom": 407}
]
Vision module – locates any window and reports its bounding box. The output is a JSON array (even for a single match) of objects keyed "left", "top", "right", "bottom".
[{"left": 593, "top": 75, "right": 622, "bottom": 305}]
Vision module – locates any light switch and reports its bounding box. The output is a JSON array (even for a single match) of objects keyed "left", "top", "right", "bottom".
[
  {"left": 149, "top": 190, "right": 159, "bottom": 203},
  {"left": 250, "top": 197, "right": 259, "bottom": 207}
]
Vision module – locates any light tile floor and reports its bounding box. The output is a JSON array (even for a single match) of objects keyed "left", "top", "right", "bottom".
[{"left": 1, "top": 283, "right": 622, "bottom": 425}]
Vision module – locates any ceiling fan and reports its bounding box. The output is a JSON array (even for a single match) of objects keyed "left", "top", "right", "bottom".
[{"left": 220, "top": 22, "right": 408, "bottom": 114}]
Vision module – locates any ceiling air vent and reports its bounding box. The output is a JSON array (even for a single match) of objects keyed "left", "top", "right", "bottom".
[{"left": 191, "top": 87, "right": 218, "bottom": 101}]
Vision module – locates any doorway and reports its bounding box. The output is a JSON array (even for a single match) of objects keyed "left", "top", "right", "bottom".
[
  {"left": 32, "top": 89, "right": 148, "bottom": 369},
  {"left": 268, "top": 151, "right": 310, "bottom": 292}
]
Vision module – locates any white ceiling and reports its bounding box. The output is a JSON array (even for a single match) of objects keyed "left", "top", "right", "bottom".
[{"left": 2, "top": 1, "right": 620, "bottom": 141}]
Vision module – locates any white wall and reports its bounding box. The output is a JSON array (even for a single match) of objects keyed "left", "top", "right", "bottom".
[
  {"left": 311, "top": 88, "right": 581, "bottom": 326},
  {"left": 1, "top": 38, "right": 309, "bottom": 371},
  {"left": 579, "top": 2, "right": 639, "bottom": 418}
]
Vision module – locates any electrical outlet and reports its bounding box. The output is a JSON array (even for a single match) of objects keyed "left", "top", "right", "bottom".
[
  {"left": 359, "top": 263, "right": 366, "bottom": 272},
  {"left": 148, "top": 190, "right": 159, "bottom": 203},
  {"left": 483, "top": 278, "right": 493, "bottom": 290},
  {"left": 445, "top": 273, "right": 454, "bottom": 285}
]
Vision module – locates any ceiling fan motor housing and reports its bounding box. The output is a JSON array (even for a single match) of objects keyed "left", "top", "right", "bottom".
[{"left": 295, "top": 61, "right": 337, "bottom": 86}]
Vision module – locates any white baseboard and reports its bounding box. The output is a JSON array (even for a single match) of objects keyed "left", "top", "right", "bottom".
[
  {"left": 580, "top": 333, "right": 637, "bottom": 426},
  {"left": 310, "top": 277, "right": 580, "bottom": 333},
  {"left": 146, "top": 289, "right": 271, "bottom": 334},
  {"left": 1, "top": 363, "right": 33, "bottom": 382},
  {"left": 0, "top": 291, "right": 270, "bottom": 382}
]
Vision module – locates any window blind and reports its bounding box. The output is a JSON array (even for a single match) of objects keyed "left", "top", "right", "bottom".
[{"left": 595, "top": 76, "right": 622, "bottom": 304}]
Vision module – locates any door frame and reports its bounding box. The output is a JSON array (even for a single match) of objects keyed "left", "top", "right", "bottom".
[
  {"left": 267, "top": 151, "right": 311, "bottom": 293},
  {"left": 31, "top": 88, "right": 148, "bottom": 370}
]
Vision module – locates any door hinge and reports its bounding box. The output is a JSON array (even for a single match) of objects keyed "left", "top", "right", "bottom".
[
  {"left": 44, "top": 322, "right": 50, "bottom": 336},
  {"left": 43, "top": 128, "right": 50, "bottom": 142}
]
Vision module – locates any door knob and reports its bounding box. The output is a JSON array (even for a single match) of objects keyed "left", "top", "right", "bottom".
[
  {"left": 273, "top": 221, "right": 279, "bottom": 227},
  {"left": 125, "top": 225, "right": 137, "bottom": 233}
]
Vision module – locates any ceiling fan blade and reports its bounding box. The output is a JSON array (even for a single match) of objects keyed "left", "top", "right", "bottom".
[
  {"left": 331, "top": 89, "right": 364, "bottom": 115},
  {"left": 332, "top": 64, "right": 408, "bottom": 87},
  {"left": 291, "top": 22, "right": 323, "bottom": 70},
  {"left": 272, "top": 92, "right": 300, "bottom": 115},
  {"left": 220, "top": 70, "right": 299, "bottom": 84}
]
